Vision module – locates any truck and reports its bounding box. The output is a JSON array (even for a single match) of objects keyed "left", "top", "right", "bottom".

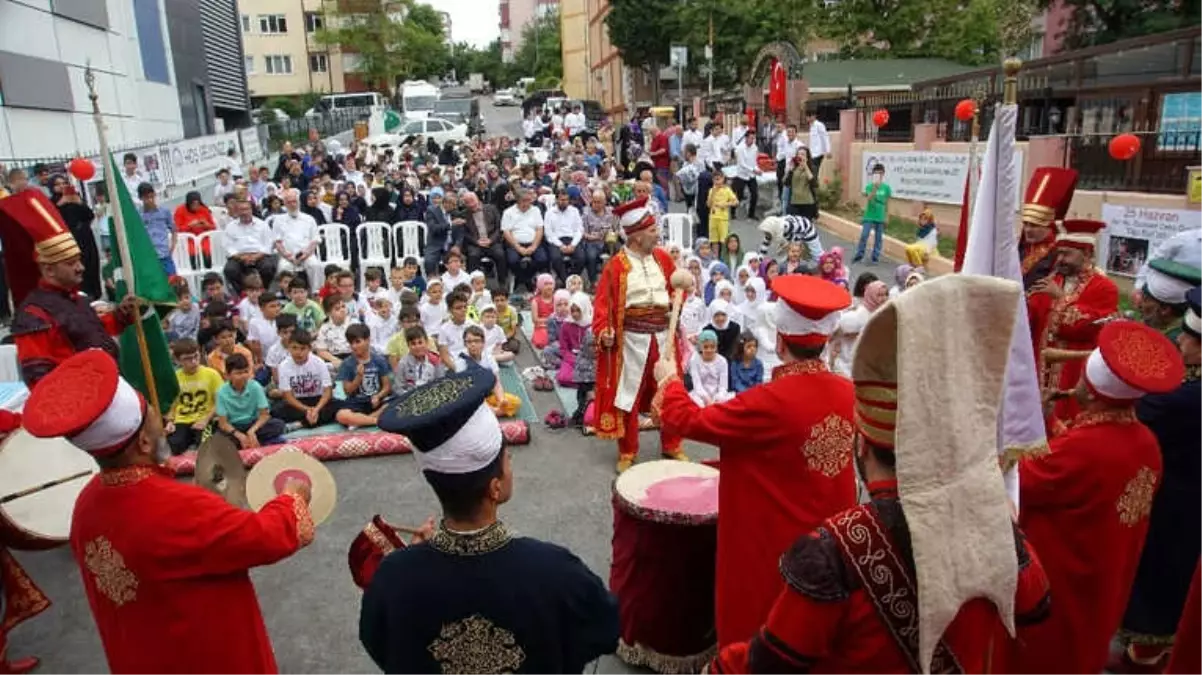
[
  {"left": 400, "top": 80, "right": 440, "bottom": 120},
  {"left": 467, "top": 73, "right": 487, "bottom": 94}
]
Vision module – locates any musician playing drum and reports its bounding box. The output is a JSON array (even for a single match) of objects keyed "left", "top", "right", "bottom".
[
  {"left": 23, "top": 350, "right": 315, "bottom": 674},
  {"left": 0, "top": 190, "right": 136, "bottom": 388},
  {"left": 0, "top": 409, "right": 49, "bottom": 675}
]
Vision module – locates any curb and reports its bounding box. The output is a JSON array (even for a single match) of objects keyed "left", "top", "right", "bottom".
[{"left": 816, "top": 212, "right": 953, "bottom": 276}]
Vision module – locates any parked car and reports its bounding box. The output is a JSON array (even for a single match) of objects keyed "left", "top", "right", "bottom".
[
  {"left": 521, "top": 89, "right": 566, "bottom": 117},
  {"left": 251, "top": 108, "right": 290, "bottom": 123},
  {"left": 432, "top": 97, "right": 484, "bottom": 136},
  {"left": 493, "top": 89, "right": 518, "bottom": 106},
  {"left": 397, "top": 118, "right": 468, "bottom": 145}
]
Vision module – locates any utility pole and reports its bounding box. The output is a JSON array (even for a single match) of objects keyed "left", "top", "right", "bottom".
[{"left": 706, "top": 12, "right": 713, "bottom": 98}]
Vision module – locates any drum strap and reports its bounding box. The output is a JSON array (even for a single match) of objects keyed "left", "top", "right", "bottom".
[{"left": 826, "top": 505, "right": 964, "bottom": 674}]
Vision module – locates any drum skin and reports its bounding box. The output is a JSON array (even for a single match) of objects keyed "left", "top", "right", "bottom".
[
  {"left": 0, "top": 430, "right": 98, "bottom": 551},
  {"left": 610, "top": 461, "right": 718, "bottom": 672}
]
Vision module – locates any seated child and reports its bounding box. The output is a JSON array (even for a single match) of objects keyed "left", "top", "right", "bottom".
[
  {"left": 390, "top": 256, "right": 426, "bottom": 303},
  {"left": 206, "top": 319, "right": 255, "bottom": 379},
  {"left": 479, "top": 304, "right": 514, "bottom": 365},
  {"left": 565, "top": 274, "right": 584, "bottom": 295},
  {"left": 334, "top": 270, "right": 363, "bottom": 321},
  {"left": 334, "top": 324, "right": 393, "bottom": 428},
  {"left": 282, "top": 278, "right": 326, "bottom": 333},
  {"left": 818, "top": 247, "right": 850, "bottom": 289},
  {"left": 317, "top": 264, "right": 342, "bottom": 300},
  {"left": 554, "top": 293, "right": 591, "bottom": 387},
  {"left": 386, "top": 307, "right": 421, "bottom": 369},
  {"left": 492, "top": 286, "right": 522, "bottom": 355},
  {"left": 315, "top": 295, "right": 353, "bottom": 369},
  {"left": 362, "top": 267, "right": 390, "bottom": 305},
  {"left": 467, "top": 270, "right": 493, "bottom": 315},
  {"left": 729, "top": 330, "right": 764, "bottom": 393},
  {"left": 165, "top": 283, "right": 200, "bottom": 341},
  {"left": 530, "top": 273, "right": 556, "bottom": 349},
  {"left": 247, "top": 292, "right": 283, "bottom": 383},
  {"left": 271, "top": 329, "right": 338, "bottom": 428},
  {"left": 236, "top": 273, "right": 265, "bottom": 332},
  {"left": 419, "top": 279, "right": 447, "bottom": 337},
  {"left": 436, "top": 292, "right": 478, "bottom": 367},
  {"left": 364, "top": 296, "right": 397, "bottom": 354},
  {"left": 199, "top": 272, "right": 238, "bottom": 319},
  {"left": 269, "top": 269, "right": 295, "bottom": 297},
  {"left": 689, "top": 329, "right": 734, "bottom": 407},
  {"left": 905, "top": 207, "right": 939, "bottom": 267},
  {"left": 440, "top": 251, "right": 470, "bottom": 292},
  {"left": 540, "top": 289, "right": 573, "bottom": 368},
  {"left": 393, "top": 325, "right": 445, "bottom": 392},
  {"left": 452, "top": 325, "right": 520, "bottom": 418},
  {"left": 265, "top": 314, "right": 296, "bottom": 394},
  {"left": 165, "top": 338, "right": 223, "bottom": 455},
  {"left": 215, "top": 353, "right": 286, "bottom": 448}
]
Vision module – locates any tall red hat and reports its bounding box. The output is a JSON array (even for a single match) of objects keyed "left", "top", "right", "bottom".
[
  {"left": 1084, "top": 320, "right": 1185, "bottom": 402},
  {"left": 24, "top": 349, "right": 146, "bottom": 457},
  {"left": 1022, "top": 167, "right": 1078, "bottom": 228},
  {"left": 1055, "top": 218, "right": 1106, "bottom": 253},
  {"left": 347, "top": 515, "right": 408, "bottom": 589},
  {"left": 0, "top": 190, "right": 83, "bottom": 307},
  {"left": 613, "top": 196, "right": 656, "bottom": 235},
  {"left": 771, "top": 275, "right": 852, "bottom": 348}
]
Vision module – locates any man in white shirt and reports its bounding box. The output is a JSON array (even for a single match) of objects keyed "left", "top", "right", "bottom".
[
  {"left": 731, "top": 119, "right": 749, "bottom": 147},
  {"left": 544, "top": 189, "right": 585, "bottom": 282},
  {"left": 807, "top": 111, "right": 832, "bottom": 175},
  {"left": 564, "top": 104, "right": 587, "bottom": 139},
  {"left": 704, "top": 121, "right": 732, "bottom": 170},
  {"left": 222, "top": 197, "right": 279, "bottom": 293},
  {"left": 733, "top": 129, "right": 762, "bottom": 220},
  {"left": 271, "top": 188, "right": 324, "bottom": 292},
  {"left": 550, "top": 107, "right": 565, "bottom": 135},
  {"left": 213, "top": 168, "right": 236, "bottom": 204},
  {"left": 522, "top": 111, "right": 539, "bottom": 144},
  {"left": 774, "top": 124, "right": 804, "bottom": 200},
  {"left": 120, "top": 152, "right": 147, "bottom": 197},
  {"left": 501, "top": 188, "right": 549, "bottom": 292},
  {"left": 681, "top": 119, "right": 704, "bottom": 158}
]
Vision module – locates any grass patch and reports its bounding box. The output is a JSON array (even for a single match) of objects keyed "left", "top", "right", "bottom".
[{"left": 829, "top": 204, "right": 958, "bottom": 259}]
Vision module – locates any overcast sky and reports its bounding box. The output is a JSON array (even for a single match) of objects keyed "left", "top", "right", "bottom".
[{"left": 422, "top": 0, "right": 501, "bottom": 48}]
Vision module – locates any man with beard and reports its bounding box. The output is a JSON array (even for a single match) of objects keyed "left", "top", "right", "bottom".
[
  {"left": 1135, "top": 259, "right": 1200, "bottom": 341},
  {"left": 1028, "top": 218, "right": 1119, "bottom": 426},
  {"left": 25, "top": 349, "right": 315, "bottom": 674},
  {"left": 461, "top": 192, "right": 506, "bottom": 284},
  {"left": 271, "top": 188, "right": 324, "bottom": 291},
  {"left": 1018, "top": 168, "right": 1078, "bottom": 289}
]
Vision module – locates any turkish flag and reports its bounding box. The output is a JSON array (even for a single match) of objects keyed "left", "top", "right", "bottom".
[{"left": 768, "top": 58, "right": 787, "bottom": 113}]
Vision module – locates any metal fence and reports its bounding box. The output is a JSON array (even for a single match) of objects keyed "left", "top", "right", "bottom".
[
  {"left": 1066, "top": 129, "right": 1201, "bottom": 194},
  {"left": 264, "top": 111, "right": 362, "bottom": 149}
]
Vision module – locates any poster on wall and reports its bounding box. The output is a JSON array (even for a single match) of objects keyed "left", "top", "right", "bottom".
[
  {"left": 158, "top": 132, "right": 240, "bottom": 186},
  {"left": 1157, "top": 92, "right": 1201, "bottom": 152},
  {"left": 239, "top": 127, "right": 264, "bottom": 164},
  {"left": 860, "top": 150, "right": 1025, "bottom": 207},
  {"left": 1098, "top": 203, "right": 1202, "bottom": 277}
]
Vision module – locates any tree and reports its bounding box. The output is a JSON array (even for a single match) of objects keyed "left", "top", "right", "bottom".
[
  {"left": 676, "top": 0, "right": 822, "bottom": 89},
  {"left": 510, "top": 12, "right": 563, "bottom": 83},
  {"left": 314, "top": 0, "right": 450, "bottom": 93},
  {"left": 1044, "top": 0, "right": 1200, "bottom": 50},
  {"left": 605, "top": 0, "right": 681, "bottom": 102}
]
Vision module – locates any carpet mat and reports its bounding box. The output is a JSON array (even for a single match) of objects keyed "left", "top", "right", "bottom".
[{"left": 499, "top": 362, "right": 539, "bottom": 422}]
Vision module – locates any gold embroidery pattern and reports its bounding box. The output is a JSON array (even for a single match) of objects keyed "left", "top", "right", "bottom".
[
  {"left": 84, "top": 537, "right": 137, "bottom": 607},
  {"left": 429, "top": 522, "right": 512, "bottom": 557},
  {"left": 292, "top": 495, "right": 315, "bottom": 548},
  {"left": 0, "top": 549, "right": 50, "bottom": 633},
  {"left": 1112, "top": 330, "right": 1174, "bottom": 379},
  {"left": 428, "top": 614, "right": 526, "bottom": 674},
  {"left": 1072, "top": 407, "right": 1137, "bottom": 430},
  {"left": 363, "top": 523, "right": 397, "bottom": 555},
  {"left": 803, "top": 414, "right": 854, "bottom": 477},
  {"left": 1117, "top": 466, "right": 1157, "bottom": 527},
  {"left": 100, "top": 466, "right": 157, "bottom": 487},
  {"left": 394, "top": 377, "right": 472, "bottom": 417},
  {"left": 771, "top": 359, "right": 829, "bottom": 381}
]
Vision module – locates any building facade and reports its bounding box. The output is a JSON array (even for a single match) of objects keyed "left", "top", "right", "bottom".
[
  {"left": 583, "top": 0, "right": 650, "bottom": 120},
  {"left": 0, "top": 0, "right": 185, "bottom": 157},
  {"left": 164, "top": 0, "right": 251, "bottom": 137},
  {"left": 500, "top": 0, "right": 558, "bottom": 62},
  {"left": 239, "top": 0, "right": 350, "bottom": 103},
  {"left": 559, "top": 0, "right": 589, "bottom": 99}
]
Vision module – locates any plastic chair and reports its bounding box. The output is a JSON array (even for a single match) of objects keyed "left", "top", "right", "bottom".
[
  {"left": 357, "top": 221, "right": 393, "bottom": 288},
  {"left": 193, "top": 231, "right": 228, "bottom": 287},
  {"left": 392, "top": 220, "right": 426, "bottom": 265},
  {"left": 317, "top": 223, "right": 351, "bottom": 268},
  {"left": 209, "top": 205, "right": 228, "bottom": 225},
  {"left": 172, "top": 233, "right": 202, "bottom": 296},
  {"left": 662, "top": 213, "right": 693, "bottom": 253}
]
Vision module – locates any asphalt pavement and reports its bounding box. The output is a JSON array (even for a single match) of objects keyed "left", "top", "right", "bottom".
[{"left": 8, "top": 97, "right": 898, "bottom": 673}]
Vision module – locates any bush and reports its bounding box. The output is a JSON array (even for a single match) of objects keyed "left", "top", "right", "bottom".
[{"left": 817, "top": 170, "right": 843, "bottom": 212}]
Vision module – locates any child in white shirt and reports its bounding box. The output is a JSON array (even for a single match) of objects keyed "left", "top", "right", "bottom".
[
  {"left": 236, "top": 276, "right": 266, "bottom": 334},
  {"left": 440, "top": 251, "right": 470, "bottom": 293},
  {"left": 365, "top": 296, "right": 397, "bottom": 355},
  {"left": 419, "top": 279, "right": 447, "bottom": 337},
  {"left": 478, "top": 303, "right": 513, "bottom": 364},
  {"left": 689, "top": 329, "right": 734, "bottom": 407},
  {"left": 467, "top": 270, "right": 493, "bottom": 315},
  {"left": 362, "top": 268, "right": 391, "bottom": 305}
]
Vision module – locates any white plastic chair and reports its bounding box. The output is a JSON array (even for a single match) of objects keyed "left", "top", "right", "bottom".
[
  {"left": 193, "top": 231, "right": 228, "bottom": 288},
  {"left": 357, "top": 221, "right": 393, "bottom": 288},
  {"left": 317, "top": 223, "right": 351, "bottom": 268},
  {"left": 172, "top": 233, "right": 202, "bottom": 296},
  {"left": 662, "top": 213, "right": 693, "bottom": 253},
  {"left": 392, "top": 220, "right": 426, "bottom": 264},
  {"left": 209, "top": 205, "right": 228, "bottom": 225}
]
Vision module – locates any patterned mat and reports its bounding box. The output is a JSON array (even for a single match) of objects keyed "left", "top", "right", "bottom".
[{"left": 499, "top": 363, "right": 538, "bottom": 423}]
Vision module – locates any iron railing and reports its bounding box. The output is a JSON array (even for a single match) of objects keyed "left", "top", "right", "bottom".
[{"left": 1066, "top": 129, "right": 1201, "bottom": 194}]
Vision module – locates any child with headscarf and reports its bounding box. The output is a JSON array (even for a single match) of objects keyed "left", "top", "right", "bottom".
[
  {"left": 889, "top": 263, "right": 914, "bottom": 298},
  {"left": 828, "top": 279, "right": 888, "bottom": 377},
  {"left": 904, "top": 207, "right": 938, "bottom": 266},
  {"left": 818, "top": 246, "right": 850, "bottom": 288},
  {"left": 569, "top": 292, "right": 597, "bottom": 428},
  {"left": 695, "top": 237, "right": 714, "bottom": 269},
  {"left": 539, "top": 289, "right": 573, "bottom": 367},
  {"left": 741, "top": 277, "right": 767, "bottom": 333},
  {"left": 705, "top": 298, "right": 742, "bottom": 361},
  {"left": 704, "top": 261, "right": 731, "bottom": 305},
  {"left": 555, "top": 292, "right": 592, "bottom": 387},
  {"left": 688, "top": 329, "right": 735, "bottom": 407},
  {"left": 530, "top": 273, "right": 557, "bottom": 349},
  {"left": 753, "top": 297, "right": 781, "bottom": 381},
  {"left": 760, "top": 258, "right": 781, "bottom": 300},
  {"left": 728, "top": 330, "right": 764, "bottom": 393}
]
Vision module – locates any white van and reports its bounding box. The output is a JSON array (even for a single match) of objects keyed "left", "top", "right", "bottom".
[
  {"left": 306, "top": 92, "right": 388, "bottom": 117},
  {"left": 401, "top": 81, "right": 440, "bottom": 120}
]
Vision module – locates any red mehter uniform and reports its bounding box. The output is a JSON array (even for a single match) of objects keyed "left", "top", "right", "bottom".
[
  {"left": 23, "top": 351, "right": 314, "bottom": 674},
  {"left": 1018, "top": 167, "right": 1078, "bottom": 290},
  {"left": 0, "top": 411, "right": 48, "bottom": 675},
  {"left": 1027, "top": 219, "right": 1118, "bottom": 424},
  {"left": 1017, "top": 321, "right": 1183, "bottom": 674},
  {"left": 1166, "top": 562, "right": 1201, "bottom": 674},
  {"left": 593, "top": 197, "right": 685, "bottom": 466},
  {"left": 654, "top": 276, "right": 857, "bottom": 647}
]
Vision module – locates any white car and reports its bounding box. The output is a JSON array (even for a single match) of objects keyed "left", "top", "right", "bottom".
[
  {"left": 493, "top": 89, "right": 518, "bottom": 106},
  {"left": 397, "top": 118, "right": 468, "bottom": 144}
]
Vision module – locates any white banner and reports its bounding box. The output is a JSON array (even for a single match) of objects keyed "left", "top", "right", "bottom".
[
  {"left": 239, "top": 127, "right": 264, "bottom": 164},
  {"left": 159, "top": 131, "right": 240, "bottom": 185},
  {"left": 861, "top": 150, "right": 1024, "bottom": 207},
  {"left": 1098, "top": 204, "right": 1202, "bottom": 277}
]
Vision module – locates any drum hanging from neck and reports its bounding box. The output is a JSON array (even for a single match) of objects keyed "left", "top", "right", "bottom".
[{"left": 0, "top": 430, "right": 99, "bottom": 550}]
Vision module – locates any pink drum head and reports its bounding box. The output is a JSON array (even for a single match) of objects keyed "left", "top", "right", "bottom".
[{"left": 614, "top": 460, "right": 719, "bottom": 525}]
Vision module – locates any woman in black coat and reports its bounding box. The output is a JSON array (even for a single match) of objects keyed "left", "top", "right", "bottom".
[{"left": 51, "top": 175, "right": 103, "bottom": 299}]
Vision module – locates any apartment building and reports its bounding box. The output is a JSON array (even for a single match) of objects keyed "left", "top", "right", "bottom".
[
  {"left": 239, "top": 0, "right": 350, "bottom": 103},
  {"left": 581, "top": 0, "right": 651, "bottom": 121},
  {"left": 500, "top": 0, "right": 558, "bottom": 62}
]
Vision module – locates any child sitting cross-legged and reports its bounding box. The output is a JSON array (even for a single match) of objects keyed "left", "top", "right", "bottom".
[
  {"left": 478, "top": 304, "right": 514, "bottom": 365},
  {"left": 688, "top": 329, "right": 734, "bottom": 407},
  {"left": 215, "top": 353, "right": 287, "bottom": 448},
  {"left": 491, "top": 286, "right": 522, "bottom": 355},
  {"left": 393, "top": 325, "right": 445, "bottom": 393},
  {"left": 206, "top": 319, "right": 255, "bottom": 379},
  {"left": 165, "top": 282, "right": 200, "bottom": 342},
  {"left": 264, "top": 314, "right": 297, "bottom": 395},
  {"left": 271, "top": 329, "right": 338, "bottom": 428},
  {"left": 334, "top": 324, "right": 393, "bottom": 429},
  {"left": 247, "top": 292, "right": 283, "bottom": 384},
  {"left": 453, "top": 325, "right": 521, "bottom": 418},
  {"left": 164, "top": 338, "right": 223, "bottom": 455},
  {"left": 282, "top": 277, "right": 326, "bottom": 333},
  {"left": 315, "top": 294, "right": 353, "bottom": 370},
  {"left": 729, "top": 330, "right": 764, "bottom": 393},
  {"left": 386, "top": 307, "right": 421, "bottom": 369},
  {"left": 364, "top": 296, "right": 397, "bottom": 355},
  {"left": 362, "top": 267, "right": 390, "bottom": 305}
]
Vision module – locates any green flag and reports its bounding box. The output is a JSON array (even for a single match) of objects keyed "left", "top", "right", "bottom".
[{"left": 106, "top": 156, "right": 179, "bottom": 414}]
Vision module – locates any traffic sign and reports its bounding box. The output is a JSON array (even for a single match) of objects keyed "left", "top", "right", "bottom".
[{"left": 670, "top": 45, "right": 688, "bottom": 68}]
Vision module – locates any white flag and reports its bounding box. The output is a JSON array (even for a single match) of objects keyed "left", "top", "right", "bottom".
[{"left": 961, "top": 102, "right": 1047, "bottom": 509}]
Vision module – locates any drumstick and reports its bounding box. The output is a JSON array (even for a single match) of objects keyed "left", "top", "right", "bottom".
[
  {"left": 0, "top": 470, "right": 94, "bottom": 504},
  {"left": 664, "top": 269, "right": 695, "bottom": 363}
]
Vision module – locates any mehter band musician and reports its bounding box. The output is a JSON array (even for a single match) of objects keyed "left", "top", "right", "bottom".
[{"left": 1018, "top": 167, "right": 1078, "bottom": 289}]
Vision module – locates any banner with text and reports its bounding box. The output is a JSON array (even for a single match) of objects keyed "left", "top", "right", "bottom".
[
  {"left": 1098, "top": 204, "right": 1202, "bottom": 277},
  {"left": 239, "top": 127, "right": 265, "bottom": 164},
  {"left": 861, "top": 150, "right": 1025, "bottom": 207},
  {"left": 158, "top": 132, "right": 241, "bottom": 185}
]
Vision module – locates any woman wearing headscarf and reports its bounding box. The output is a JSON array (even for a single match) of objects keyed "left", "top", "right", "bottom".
[
  {"left": 703, "top": 297, "right": 743, "bottom": 361},
  {"left": 51, "top": 176, "right": 102, "bottom": 299},
  {"left": 392, "top": 187, "right": 424, "bottom": 223},
  {"left": 889, "top": 263, "right": 913, "bottom": 298},
  {"left": 491, "top": 182, "right": 515, "bottom": 213},
  {"left": 300, "top": 190, "right": 327, "bottom": 226},
  {"left": 827, "top": 279, "right": 888, "bottom": 377},
  {"left": 704, "top": 261, "right": 731, "bottom": 305},
  {"left": 331, "top": 190, "right": 363, "bottom": 272},
  {"left": 173, "top": 190, "right": 216, "bottom": 263}
]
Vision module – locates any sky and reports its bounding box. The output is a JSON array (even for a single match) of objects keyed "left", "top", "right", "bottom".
[{"left": 421, "top": 0, "right": 500, "bottom": 48}]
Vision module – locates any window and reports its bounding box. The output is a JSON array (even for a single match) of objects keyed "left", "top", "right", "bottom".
[
  {"left": 304, "top": 12, "right": 324, "bottom": 32},
  {"left": 244, "top": 55, "right": 254, "bottom": 74},
  {"left": 265, "top": 55, "right": 293, "bottom": 74},
  {"left": 401, "top": 120, "right": 424, "bottom": 134},
  {"left": 258, "top": 14, "right": 287, "bottom": 34},
  {"left": 241, "top": 14, "right": 250, "bottom": 32},
  {"left": 132, "top": 0, "right": 170, "bottom": 84},
  {"left": 309, "top": 53, "right": 328, "bottom": 73}
]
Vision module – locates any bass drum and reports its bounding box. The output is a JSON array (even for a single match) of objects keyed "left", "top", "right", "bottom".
[{"left": 0, "top": 429, "right": 98, "bottom": 550}]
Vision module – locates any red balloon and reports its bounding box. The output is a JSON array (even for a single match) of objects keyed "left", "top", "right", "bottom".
[
  {"left": 68, "top": 157, "right": 95, "bottom": 181},
  {"left": 872, "top": 109, "right": 890, "bottom": 127},
  {"left": 1108, "top": 133, "right": 1141, "bottom": 161},
  {"left": 954, "top": 99, "right": 976, "bottom": 122}
]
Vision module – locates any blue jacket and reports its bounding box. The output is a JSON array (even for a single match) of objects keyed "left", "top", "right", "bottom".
[{"left": 729, "top": 358, "right": 764, "bottom": 392}]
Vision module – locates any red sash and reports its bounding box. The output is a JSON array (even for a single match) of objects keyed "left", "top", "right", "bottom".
[{"left": 826, "top": 505, "right": 964, "bottom": 674}]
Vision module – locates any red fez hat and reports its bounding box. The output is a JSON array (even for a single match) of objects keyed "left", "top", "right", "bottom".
[
  {"left": 1022, "top": 167, "right": 1078, "bottom": 228},
  {"left": 1085, "top": 320, "right": 1185, "bottom": 402},
  {"left": 347, "top": 515, "right": 407, "bottom": 589},
  {"left": 0, "top": 190, "right": 83, "bottom": 307},
  {"left": 1055, "top": 218, "right": 1106, "bottom": 252},
  {"left": 613, "top": 196, "right": 656, "bottom": 235},
  {"left": 855, "top": 381, "right": 898, "bottom": 450},
  {"left": 24, "top": 349, "right": 146, "bottom": 457},
  {"left": 771, "top": 275, "right": 852, "bottom": 348}
]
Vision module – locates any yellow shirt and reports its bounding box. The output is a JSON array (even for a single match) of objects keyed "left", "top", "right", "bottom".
[
  {"left": 386, "top": 332, "right": 410, "bottom": 360},
  {"left": 207, "top": 345, "right": 255, "bottom": 377},
  {"left": 709, "top": 185, "right": 737, "bottom": 218},
  {"left": 172, "top": 365, "right": 224, "bottom": 425}
]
